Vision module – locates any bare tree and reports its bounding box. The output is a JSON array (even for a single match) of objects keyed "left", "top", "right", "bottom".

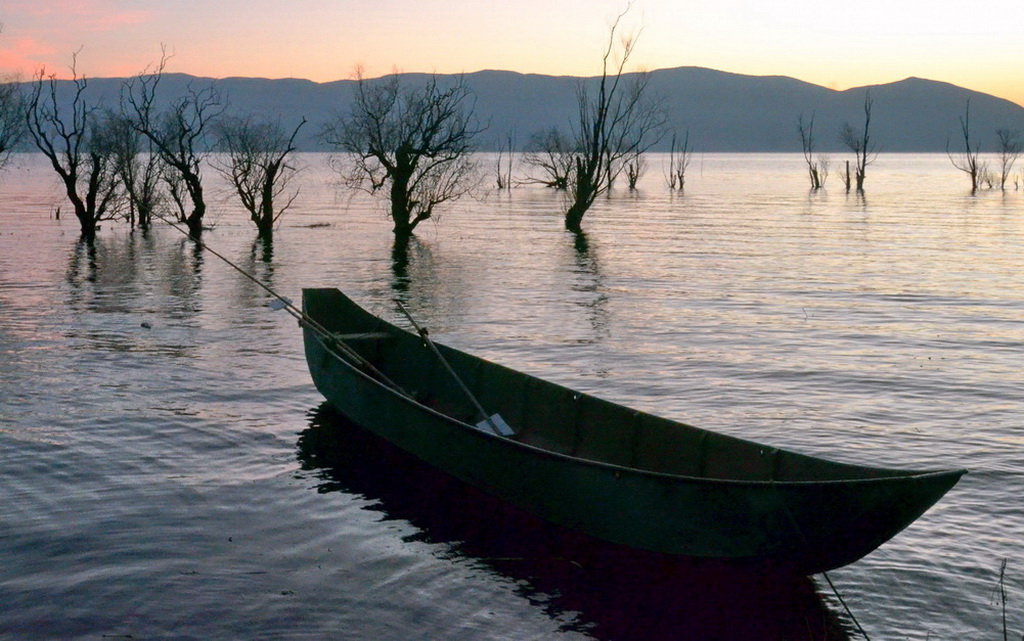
[
  {"left": 0, "top": 82, "right": 24, "bottom": 171},
  {"left": 838, "top": 92, "right": 878, "bottom": 192},
  {"left": 494, "top": 129, "right": 515, "bottom": 190},
  {"left": 522, "top": 127, "right": 574, "bottom": 189},
  {"left": 215, "top": 115, "right": 307, "bottom": 241},
  {"left": 25, "top": 57, "right": 122, "bottom": 240},
  {"left": 123, "top": 52, "right": 224, "bottom": 237},
  {"left": 623, "top": 151, "right": 646, "bottom": 190},
  {"left": 0, "top": 23, "right": 24, "bottom": 170},
  {"left": 815, "top": 157, "right": 830, "bottom": 190},
  {"left": 161, "top": 162, "right": 189, "bottom": 224},
  {"left": 665, "top": 129, "right": 692, "bottom": 190},
  {"left": 563, "top": 7, "right": 665, "bottom": 232},
  {"left": 98, "top": 110, "right": 163, "bottom": 230},
  {"left": 321, "top": 71, "right": 482, "bottom": 239},
  {"left": 995, "top": 128, "right": 1022, "bottom": 191},
  {"left": 947, "top": 100, "right": 985, "bottom": 195},
  {"left": 798, "top": 113, "right": 829, "bottom": 190}
]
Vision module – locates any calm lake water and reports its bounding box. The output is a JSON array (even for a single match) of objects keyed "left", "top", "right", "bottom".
[{"left": 1, "top": 153, "right": 1021, "bottom": 640}]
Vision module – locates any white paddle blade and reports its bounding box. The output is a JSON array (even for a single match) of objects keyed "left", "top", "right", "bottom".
[{"left": 474, "top": 413, "right": 515, "bottom": 437}]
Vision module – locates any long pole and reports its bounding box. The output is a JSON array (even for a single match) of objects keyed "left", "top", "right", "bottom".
[{"left": 394, "top": 300, "right": 500, "bottom": 433}]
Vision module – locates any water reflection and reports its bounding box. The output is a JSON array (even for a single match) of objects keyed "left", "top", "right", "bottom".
[
  {"left": 390, "top": 235, "right": 413, "bottom": 295},
  {"left": 568, "top": 230, "right": 610, "bottom": 344},
  {"left": 62, "top": 233, "right": 205, "bottom": 355},
  {"left": 66, "top": 238, "right": 99, "bottom": 287},
  {"left": 297, "top": 404, "right": 850, "bottom": 641},
  {"left": 230, "top": 238, "right": 278, "bottom": 311},
  {"left": 385, "top": 236, "right": 473, "bottom": 333},
  {"left": 66, "top": 235, "right": 204, "bottom": 308},
  {"left": 387, "top": 235, "right": 444, "bottom": 321},
  {"left": 255, "top": 235, "right": 274, "bottom": 264},
  {"left": 844, "top": 190, "right": 868, "bottom": 210}
]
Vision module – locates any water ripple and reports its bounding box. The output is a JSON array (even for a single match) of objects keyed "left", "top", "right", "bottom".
[{"left": 1, "top": 153, "right": 1022, "bottom": 639}]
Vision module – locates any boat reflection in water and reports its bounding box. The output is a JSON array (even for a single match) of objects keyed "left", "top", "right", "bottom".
[{"left": 297, "top": 405, "right": 851, "bottom": 641}]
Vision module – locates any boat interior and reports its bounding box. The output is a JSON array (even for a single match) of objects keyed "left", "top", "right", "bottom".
[{"left": 306, "top": 290, "right": 915, "bottom": 484}]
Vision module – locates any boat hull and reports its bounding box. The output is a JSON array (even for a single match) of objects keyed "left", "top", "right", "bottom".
[{"left": 302, "top": 288, "right": 964, "bottom": 574}]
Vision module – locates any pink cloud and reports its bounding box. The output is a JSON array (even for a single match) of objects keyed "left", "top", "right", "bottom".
[
  {"left": 11, "top": 36, "right": 58, "bottom": 56},
  {"left": 0, "top": 36, "right": 58, "bottom": 74},
  {"left": 4, "top": 1, "right": 153, "bottom": 31},
  {"left": 1, "top": 1, "right": 156, "bottom": 75}
]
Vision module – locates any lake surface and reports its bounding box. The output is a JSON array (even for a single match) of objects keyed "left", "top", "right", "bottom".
[{"left": 1, "top": 153, "right": 1021, "bottom": 639}]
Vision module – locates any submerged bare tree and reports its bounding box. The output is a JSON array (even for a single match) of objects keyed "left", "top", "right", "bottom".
[
  {"left": 0, "top": 81, "right": 24, "bottom": 171},
  {"left": 665, "top": 129, "right": 692, "bottom": 190},
  {"left": 99, "top": 111, "right": 163, "bottom": 230},
  {"left": 161, "top": 162, "right": 189, "bottom": 224},
  {"left": 947, "top": 100, "right": 985, "bottom": 194},
  {"left": 494, "top": 129, "right": 515, "bottom": 190},
  {"left": 123, "top": 52, "right": 224, "bottom": 237},
  {"left": 838, "top": 161, "right": 851, "bottom": 191},
  {"left": 838, "top": 92, "right": 878, "bottom": 192},
  {"left": 623, "top": 151, "right": 646, "bottom": 190},
  {"left": 563, "top": 6, "right": 666, "bottom": 231},
  {"left": 522, "top": 127, "right": 575, "bottom": 189},
  {"left": 0, "top": 24, "right": 24, "bottom": 170},
  {"left": 995, "top": 128, "right": 1022, "bottom": 191},
  {"left": 321, "top": 71, "right": 483, "bottom": 239},
  {"left": 215, "top": 115, "right": 306, "bottom": 240},
  {"left": 798, "top": 113, "right": 829, "bottom": 190},
  {"left": 25, "top": 58, "right": 122, "bottom": 240}
]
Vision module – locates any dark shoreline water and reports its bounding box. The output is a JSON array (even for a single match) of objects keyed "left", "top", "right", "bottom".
[
  {"left": 1, "top": 153, "right": 1022, "bottom": 639},
  {"left": 299, "top": 405, "right": 848, "bottom": 640}
]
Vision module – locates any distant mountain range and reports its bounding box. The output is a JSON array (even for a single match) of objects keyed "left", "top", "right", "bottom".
[{"left": 24, "top": 67, "right": 1024, "bottom": 152}]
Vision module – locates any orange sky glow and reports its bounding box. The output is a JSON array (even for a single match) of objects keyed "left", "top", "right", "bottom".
[{"left": 2, "top": 0, "right": 1023, "bottom": 107}]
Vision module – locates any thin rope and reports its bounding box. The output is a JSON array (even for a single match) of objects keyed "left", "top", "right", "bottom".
[
  {"left": 151, "top": 214, "right": 406, "bottom": 393},
  {"left": 767, "top": 472, "right": 872, "bottom": 641},
  {"left": 823, "top": 570, "right": 871, "bottom": 640}
]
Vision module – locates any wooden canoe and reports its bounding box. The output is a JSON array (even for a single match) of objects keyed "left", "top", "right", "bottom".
[{"left": 302, "top": 288, "right": 965, "bottom": 574}]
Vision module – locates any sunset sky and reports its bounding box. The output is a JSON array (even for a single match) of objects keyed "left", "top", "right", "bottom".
[{"left": 2, "top": 0, "right": 1023, "bottom": 106}]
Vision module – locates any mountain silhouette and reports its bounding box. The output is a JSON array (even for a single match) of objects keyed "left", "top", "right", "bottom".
[{"left": 22, "top": 67, "right": 1024, "bottom": 152}]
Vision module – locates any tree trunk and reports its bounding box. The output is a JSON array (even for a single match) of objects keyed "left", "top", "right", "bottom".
[
  {"left": 185, "top": 176, "right": 206, "bottom": 237},
  {"left": 186, "top": 202, "right": 205, "bottom": 237},
  {"left": 63, "top": 182, "right": 96, "bottom": 241},
  {"left": 255, "top": 219, "right": 274, "bottom": 242},
  {"left": 256, "top": 180, "right": 275, "bottom": 241},
  {"left": 565, "top": 156, "right": 597, "bottom": 232},
  {"left": 390, "top": 169, "right": 414, "bottom": 237},
  {"left": 392, "top": 218, "right": 414, "bottom": 240},
  {"left": 138, "top": 203, "right": 153, "bottom": 231},
  {"left": 77, "top": 211, "right": 98, "bottom": 241},
  {"left": 564, "top": 202, "right": 587, "bottom": 234},
  {"left": 256, "top": 207, "right": 274, "bottom": 241}
]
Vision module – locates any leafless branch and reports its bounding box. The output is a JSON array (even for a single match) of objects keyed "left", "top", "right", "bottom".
[
  {"left": 215, "top": 115, "right": 307, "bottom": 240},
  {"left": 24, "top": 54, "right": 123, "bottom": 239},
  {"left": 321, "top": 71, "right": 482, "bottom": 238},
  {"left": 564, "top": 4, "right": 665, "bottom": 231}
]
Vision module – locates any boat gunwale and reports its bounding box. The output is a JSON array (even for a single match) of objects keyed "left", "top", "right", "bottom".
[{"left": 303, "top": 300, "right": 967, "bottom": 489}]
